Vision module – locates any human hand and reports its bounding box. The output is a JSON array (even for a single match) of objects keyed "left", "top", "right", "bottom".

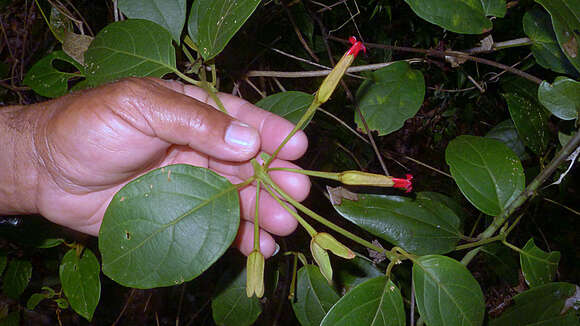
[{"left": 15, "top": 78, "right": 309, "bottom": 257}]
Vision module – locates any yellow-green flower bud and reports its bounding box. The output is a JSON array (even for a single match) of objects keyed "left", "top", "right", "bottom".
[
  {"left": 338, "top": 170, "right": 395, "bottom": 187},
  {"left": 314, "top": 37, "right": 366, "bottom": 105},
  {"left": 313, "top": 232, "right": 355, "bottom": 259},
  {"left": 310, "top": 239, "right": 333, "bottom": 282},
  {"left": 246, "top": 250, "right": 265, "bottom": 298}
]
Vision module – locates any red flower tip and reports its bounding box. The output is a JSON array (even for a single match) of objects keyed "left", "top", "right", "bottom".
[
  {"left": 347, "top": 36, "right": 366, "bottom": 57},
  {"left": 392, "top": 174, "right": 413, "bottom": 193}
]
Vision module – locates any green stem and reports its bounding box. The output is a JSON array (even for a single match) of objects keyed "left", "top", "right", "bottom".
[
  {"left": 253, "top": 181, "right": 261, "bottom": 249},
  {"left": 264, "top": 100, "right": 320, "bottom": 167},
  {"left": 261, "top": 182, "right": 317, "bottom": 236},
  {"left": 501, "top": 240, "right": 525, "bottom": 255},
  {"left": 258, "top": 168, "right": 395, "bottom": 260},
  {"left": 461, "top": 128, "right": 580, "bottom": 265},
  {"left": 200, "top": 68, "right": 228, "bottom": 114},
  {"left": 454, "top": 235, "right": 504, "bottom": 251},
  {"left": 267, "top": 167, "right": 340, "bottom": 181}
]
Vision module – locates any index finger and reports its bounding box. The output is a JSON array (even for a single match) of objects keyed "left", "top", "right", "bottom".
[{"left": 160, "top": 79, "right": 308, "bottom": 161}]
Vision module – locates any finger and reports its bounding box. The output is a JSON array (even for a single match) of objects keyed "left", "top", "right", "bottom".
[
  {"left": 234, "top": 221, "right": 278, "bottom": 258},
  {"left": 238, "top": 186, "right": 298, "bottom": 236},
  {"left": 209, "top": 157, "right": 311, "bottom": 202},
  {"left": 103, "top": 78, "right": 261, "bottom": 162},
  {"left": 157, "top": 80, "right": 308, "bottom": 161}
]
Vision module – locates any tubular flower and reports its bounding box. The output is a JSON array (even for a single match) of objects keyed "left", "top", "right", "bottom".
[
  {"left": 392, "top": 174, "right": 414, "bottom": 193},
  {"left": 310, "top": 233, "right": 355, "bottom": 283},
  {"left": 338, "top": 170, "right": 414, "bottom": 192},
  {"left": 315, "top": 36, "right": 366, "bottom": 105},
  {"left": 246, "top": 250, "right": 265, "bottom": 298},
  {"left": 310, "top": 238, "right": 333, "bottom": 282}
]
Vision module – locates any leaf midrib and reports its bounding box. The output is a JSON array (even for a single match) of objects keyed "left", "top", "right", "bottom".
[{"left": 106, "top": 182, "right": 238, "bottom": 266}]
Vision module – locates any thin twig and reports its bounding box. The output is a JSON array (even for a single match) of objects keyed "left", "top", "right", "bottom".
[
  {"left": 329, "top": 36, "right": 543, "bottom": 85},
  {"left": 280, "top": 0, "right": 319, "bottom": 62},
  {"left": 543, "top": 197, "right": 580, "bottom": 216},
  {"left": 244, "top": 78, "right": 266, "bottom": 98},
  {"left": 246, "top": 61, "right": 422, "bottom": 78},
  {"left": 112, "top": 288, "right": 136, "bottom": 326}
]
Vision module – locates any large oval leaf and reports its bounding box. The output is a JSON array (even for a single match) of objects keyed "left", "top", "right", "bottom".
[
  {"left": 255, "top": 91, "right": 315, "bottom": 127},
  {"left": 291, "top": 265, "right": 340, "bottom": 326},
  {"left": 503, "top": 93, "right": 551, "bottom": 155},
  {"left": 520, "top": 238, "right": 561, "bottom": 287},
  {"left": 59, "top": 248, "right": 101, "bottom": 321},
  {"left": 2, "top": 259, "right": 32, "bottom": 299},
  {"left": 330, "top": 189, "right": 461, "bottom": 255},
  {"left": 523, "top": 8, "right": 578, "bottom": 75},
  {"left": 85, "top": 19, "right": 176, "bottom": 87},
  {"left": 403, "top": 0, "right": 501, "bottom": 34},
  {"left": 446, "top": 135, "right": 525, "bottom": 216},
  {"left": 413, "top": 255, "right": 485, "bottom": 326},
  {"left": 188, "top": 0, "right": 261, "bottom": 60},
  {"left": 23, "top": 51, "right": 84, "bottom": 98},
  {"left": 211, "top": 267, "right": 261, "bottom": 326},
  {"left": 490, "top": 282, "right": 578, "bottom": 325},
  {"left": 98, "top": 164, "right": 240, "bottom": 288},
  {"left": 118, "top": 0, "right": 186, "bottom": 42},
  {"left": 502, "top": 78, "right": 552, "bottom": 155},
  {"left": 536, "top": 0, "right": 580, "bottom": 73},
  {"left": 334, "top": 256, "right": 384, "bottom": 292},
  {"left": 480, "top": 243, "right": 519, "bottom": 285},
  {"left": 485, "top": 120, "right": 528, "bottom": 161},
  {"left": 321, "top": 277, "right": 405, "bottom": 326},
  {"left": 355, "top": 61, "right": 425, "bottom": 136},
  {"left": 538, "top": 77, "right": 580, "bottom": 120}
]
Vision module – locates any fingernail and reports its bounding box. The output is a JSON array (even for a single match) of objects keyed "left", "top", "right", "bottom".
[
  {"left": 225, "top": 121, "right": 258, "bottom": 148},
  {"left": 272, "top": 243, "right": 280, "bottom": 256}
]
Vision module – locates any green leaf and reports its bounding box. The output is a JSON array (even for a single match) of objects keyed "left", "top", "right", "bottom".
[
  {"left": 523, "top": 8, "right": 578, "bottom": 75},
  {"left": 403, "top": 0, "right": 494, "bottom": 34},
  {"left": 49, "top": 6, "right": 73, "bottom": 42},
  {"left": 335, "top": 256, "right": 384, "bottom": 291},
  {"left": 485, "top": 120, "right": 528, "bottom": 161},
  {"left": 446, "top": 135, "right": 525, "bottom": 216},
  {"left": 538, "top": 77, "right": 580, "bottom": 120},
  {"left": 413, "top": 255, "right": 485, "bottom": 326},
  {"left": 23, "top": 51, "right": 84, "bottom": 98},
  {"left": 520, "top": 238, "right": 561, "bottom": 287},
  {"left": 59, "top": 248, "right": 101, "bottom": 321},
  {"left": 118, "top": 0, "right": 186, "bottom": 42},
  {"left": 2, "top": 259, "right": 32, "bottom": 299},
  {"left": 0, "top": 311, "right": 20, "bottom": 326},
  {"left": 98, "top": 164, "right": 240, "bottom": 288},
  {"left": 480, "top": 243, "right": 519, "bottom": 285},
  {"left": 85, "top": 19, "right": 176, "bottom": 87},
  {"left": 36, "top": 238, "right": 65, "bottom": 249},
  {"left": 211, "top": 267, "right": 262, "bottom": 326},
  {"left": 416, "top": 192, "right": 464, "bottom": 228},
  {"left": 330, "top": 189, "right": 461, "bottom": 255},
  {"left": 490, "top": 282, "right": 578, "bottom": 325},
  {"left": 535, "top": 0, "right": 580, "bottom": 73},
  {"left": 188, "top": 0, "right": 261, "bottom": 60},
  {"left": 26, "top": 293, "right": 48, "bottom": 310},
  {"left": 321, "top": 277, "right": 405, "bottom": 326},
  {"left": 482, "top": 0, "right": 506, "bottom": 18},
  {"left": 291, "top": 265, "right": 340, "bottom": 326},
  {"left": 255, "top": 91, "right": 315, "bottom": 127},
  {"left": 503, "top": 92, "right": 551, "bottom": 155},
  {"left": 355, "top": 61, "right": 425, "bottom": 136},
  {"left": 502, "top": 78, "right": 552, "bottom": 155}
]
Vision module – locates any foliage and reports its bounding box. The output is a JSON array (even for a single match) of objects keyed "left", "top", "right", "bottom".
[{"left": 1, "top": 0, "right": 579, "bottom": 325}]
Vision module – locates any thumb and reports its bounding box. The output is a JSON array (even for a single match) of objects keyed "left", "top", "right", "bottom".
[{"left": 110, "top": 78, "right": 261, "bottom": 161}]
